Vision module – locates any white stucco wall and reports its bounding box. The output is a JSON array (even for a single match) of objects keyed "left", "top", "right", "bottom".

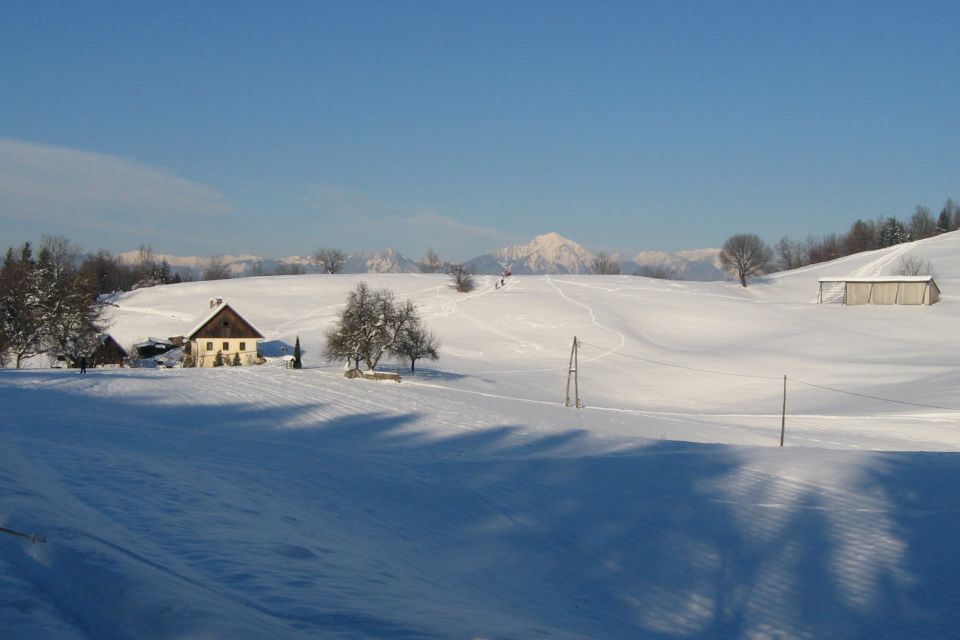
[{"left": 192, "top": 338, "right": 259, "bottom": 367}]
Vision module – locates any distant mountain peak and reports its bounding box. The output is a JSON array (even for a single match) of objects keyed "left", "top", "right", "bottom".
[
  {"left": 343, "top": 248, "right": 420, "bottom": 274},
  {"left": 467, "top": 232, "right": 593, "bottom": 275}
]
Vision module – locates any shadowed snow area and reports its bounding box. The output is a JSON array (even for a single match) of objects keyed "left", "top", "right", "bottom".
[{"left": 3, "top": 233, "right": 960, "bottom": 638}]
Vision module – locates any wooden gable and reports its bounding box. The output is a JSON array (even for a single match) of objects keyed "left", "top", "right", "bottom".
[
  {"left": 189, "top": 304, "right": 264, "bottom": 340},
  {"left": 92, "top": 334, "right": 128, "bottom": 366}
]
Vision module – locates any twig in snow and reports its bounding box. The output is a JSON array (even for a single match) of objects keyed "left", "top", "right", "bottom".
[{"left": 0, "top": 526, "right": 46, "bottom": 544}]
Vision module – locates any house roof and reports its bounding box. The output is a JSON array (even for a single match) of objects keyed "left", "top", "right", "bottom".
[
  {"left": 134, "top": 337, "right": 176, "bottom": 348},
  {"left": 98, "top": 334, "right": 129, "bottom": 356},
  {"left": 818, "top": 276, "right": 938, "bottom": 284},
  {"left": 186, "top": 302, "right": 265, "bottom": 340}
]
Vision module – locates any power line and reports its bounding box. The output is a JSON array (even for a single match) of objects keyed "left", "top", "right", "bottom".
[
  {"left": 788, "top": 378, "right": 960, "bottom": 412},
  {"left": 577, "top": 341, "right": 782, "bottom": 381},
  {"left": 577, "top": 340, "right": 960, "bottom": 413}
]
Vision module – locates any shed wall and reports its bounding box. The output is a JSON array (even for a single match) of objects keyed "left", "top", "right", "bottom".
[
  {"left": 846, "top": 283, "right": 873, "bottom": 305},
  {"left": 871, "top": 282, "right": 899, "bottom": 305},
  {"left": 898, "top": 283, "right": 926, "bottom": 305}
]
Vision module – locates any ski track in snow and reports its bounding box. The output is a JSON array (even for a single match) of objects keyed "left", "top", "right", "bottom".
[
  {"left": 850, "top": 243, "right": 914, "bottom": 277},
  {"left": 545, "top": 274, "right": 626, "bottom": 360}
]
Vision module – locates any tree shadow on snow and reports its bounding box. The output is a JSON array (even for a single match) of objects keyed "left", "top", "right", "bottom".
[{"left": 1, "top": 374, "right": 958, "bottom": 640}]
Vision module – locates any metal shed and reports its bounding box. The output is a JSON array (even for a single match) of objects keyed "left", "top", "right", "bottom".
[{"left": 817, "top": 276, "right": 940, "bottom": 305}]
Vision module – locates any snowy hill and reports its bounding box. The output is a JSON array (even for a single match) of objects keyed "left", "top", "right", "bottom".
[{"left": 3, "top": 232, "right": 960, "bottom": 638}]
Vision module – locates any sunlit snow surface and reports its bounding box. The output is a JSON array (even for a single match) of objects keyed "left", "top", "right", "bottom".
[{"left": 3, "top": 234, "right": 960, "bottom": 638}]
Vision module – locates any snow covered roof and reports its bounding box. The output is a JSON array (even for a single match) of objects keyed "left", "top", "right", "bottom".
[
  {"left": 134, "top": 337, "right": 176, "bottom": 348},
  {"left": 186, "top": 302, "right": 264, "bottom": 340},
  {"left": 818, "top": 276, "right": 937, "bottom": 283}
]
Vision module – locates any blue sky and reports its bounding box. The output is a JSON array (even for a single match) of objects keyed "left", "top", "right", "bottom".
[{"left": 2, "top": 1, "right": 958, "bottom": 261}]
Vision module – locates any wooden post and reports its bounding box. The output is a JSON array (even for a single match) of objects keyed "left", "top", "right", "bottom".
[
  {"left": 565, "top": 336, "right": 581, "bottom": 408},
  {"left": 780, "top": 375, "right": 787, "bottom": 447}
]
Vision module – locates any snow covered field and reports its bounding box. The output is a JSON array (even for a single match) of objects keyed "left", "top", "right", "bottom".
[{"left": 3, "top": 234, "right": 960, "bottom": 639}]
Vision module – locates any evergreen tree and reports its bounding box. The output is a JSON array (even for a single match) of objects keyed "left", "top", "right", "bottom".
[
  {"left": 0, "top": 243, "right": 46, "bottom": 367},
  {"left": 292, "top": 336, "right": 303, "bottom": 369},
  {"left": 232, "top": 352, "right": 241, "bottom": 366},
  {"left": 879, "top": 217, "right": 907, "bottom": 247},
  {"left": 213, "top": 350, "right": 224, "bottom": 367},
  {"left": 937, "top": 209, "right": 952, "bottom": 234},
  {"left": 939, "top": 198, "right": 959, "bottom": 233}
]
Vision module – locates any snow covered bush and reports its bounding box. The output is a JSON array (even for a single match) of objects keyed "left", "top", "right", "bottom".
[{"left": 449, "top": 264, "right": 475, "bottom": 293}]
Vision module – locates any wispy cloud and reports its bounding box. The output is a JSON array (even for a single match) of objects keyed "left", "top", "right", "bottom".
[
  {"left": 299, "top": 182, "right": 517, "bottom": 259},
  {"left": 0, "top": 138, "right": 232, "bottom": 228},
  {"left": 406, "top": 209, "right": 518, "bottom": 248},
  {"left": 299, "top": 183, "right": 382, "bottom": 223}
]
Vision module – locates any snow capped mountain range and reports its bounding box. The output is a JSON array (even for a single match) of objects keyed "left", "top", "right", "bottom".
[
  {"left": 466, "top": 232, "right": 594, "bottom": 275},
  {"left": 342, "top": 249, "right": 422, "bottom": 274},
  {"left": 125, "top": 233, "right": 724, "bottom": 281}
]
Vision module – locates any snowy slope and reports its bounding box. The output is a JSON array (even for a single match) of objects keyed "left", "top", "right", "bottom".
[{"left": 3, "top": 233, "right": 960, "bottom": 638}]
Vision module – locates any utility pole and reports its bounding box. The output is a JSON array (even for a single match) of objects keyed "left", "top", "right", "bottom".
[
  {"left": 780, "top": 375, "right": 787, "bottom": 447},
  {"left": 565, "top": 336, "right": 581, "bottom": 408}
]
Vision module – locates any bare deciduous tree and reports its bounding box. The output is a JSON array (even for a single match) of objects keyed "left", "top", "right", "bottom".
[
  {"left": 592, "top": 252, "right": 621, "bottom": 275},
  {"left": 895, "top": 256, "right": 936, "bottom": 277},
  {"left": 1, "top": 240, "right": 106, "bottom": 368},
  {"left": 719, "top": 234, "right": 774, "bottom": 287},
  {"left": 420, "top": 248, "right": 444, "bottom": 273},
  {"left": 202, "top": 256, "right": 233, "bottom": 280},
  {"left": 312, "top": 248, "right": 348, "bottom": 274},
  {"left": 393, "top": 324, "right": 440, "bottom": 372},
  {"left": 845, "top": 219, "right": 879, "bottom": 254},
  {"left": 635, "top": 262, "right": 681, "bottom": 280},
  {"left": 324, "top": 282, "right": 425, "bottom": 372},
  {"left": 449, "top": 264, "right": 475, "bottom": 293},
  {"left": 274, "top": 262, "right": 306, "bottom": 276},
  {"left": 775, "top": 237, "right": 804, "bottom": 271},
  {"left": 909, "top": 205, "right": 938, "bottom": 240}
]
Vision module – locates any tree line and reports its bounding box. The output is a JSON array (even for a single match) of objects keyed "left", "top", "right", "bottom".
[
  {"left": 773, "top": 199, "right": 958, "bottom": 271},
  {"left": 722, "top": 198, "right": 957, "bottom": 286}
]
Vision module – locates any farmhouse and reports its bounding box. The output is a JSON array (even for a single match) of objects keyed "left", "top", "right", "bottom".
[
  {"left": 186, "top": 300, "right": 264, "bottom": 367},
  {"left": 818, "top": 276, "right": 941, "bottom": 305}
]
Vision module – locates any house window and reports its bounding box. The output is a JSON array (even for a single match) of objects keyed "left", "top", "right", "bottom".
[
  {"left": 222, "top": 320, "right": 230, "bottom": 328},
  {"left": 223, "top": 341, "right": 230, "bottom": 351},
  {"left": 206, "top": 342, "right": 213, "bottom": 351},
  {"left": 239, "top": 342, "right": 246, "bottom": 351}
]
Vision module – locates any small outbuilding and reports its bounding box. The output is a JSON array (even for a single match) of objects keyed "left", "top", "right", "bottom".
[
  {"left": 818, "top": 276, "right": 940, "bottom": 306},
  {"left": 186, "top": 300, "right": 264, "bottom": 367},
  {"left": 92, "top": 334, "right": 128, "bottom": 367},
  {"left": 133, "top": 337, "right": 177, "bottom": 359}
]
